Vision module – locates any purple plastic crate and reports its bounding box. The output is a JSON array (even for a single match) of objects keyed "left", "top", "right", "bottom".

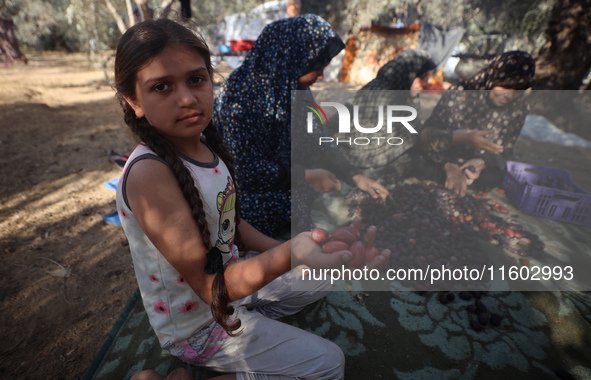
[{"left": 502, "top": 161, "right": 591, "bottom": 226}]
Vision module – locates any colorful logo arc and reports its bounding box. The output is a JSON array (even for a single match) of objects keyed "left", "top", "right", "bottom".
[{"left": 303, "top": 100, "right": 327, "bottom": 124}]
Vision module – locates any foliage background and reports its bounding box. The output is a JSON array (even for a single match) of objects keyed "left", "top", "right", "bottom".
[
  {"left": 303, "top": 0, "right": 555, "bottom": 55},
  {"left": 3, "top": 0, "right": 556, "bottom": 55}
]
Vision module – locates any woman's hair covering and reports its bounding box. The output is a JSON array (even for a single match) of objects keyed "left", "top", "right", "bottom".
[
  {"left": 214, "top": 14, "right": 344, "bottom": 133},
  {"left": 452, "top": 50, "right": 535, "bottom": 90},
  {"left": 363, "top": 49, "right": 435, "bottom": 91},
  {"left": 212, "top": 14, "right": 344, "bottom": 235}
]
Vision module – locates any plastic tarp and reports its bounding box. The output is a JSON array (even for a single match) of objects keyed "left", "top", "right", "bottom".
[
  {"left": 219, "top": 1, "right": 288, "bottom": 42},
  {"left": 417, "top": 22, "right": 465, "bottom": 72},
  {"left": 521, "top": 114, "right": 591, "bottom": 149}
]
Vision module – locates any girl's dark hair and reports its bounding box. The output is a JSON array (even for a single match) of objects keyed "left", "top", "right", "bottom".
[{"left": 114, "top": 18, "right": 243, "bottom": 336}]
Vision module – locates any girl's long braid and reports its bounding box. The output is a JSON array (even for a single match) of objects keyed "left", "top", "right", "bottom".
[{"left": 123, "top": 105, "right": 241, "bottom": 335}]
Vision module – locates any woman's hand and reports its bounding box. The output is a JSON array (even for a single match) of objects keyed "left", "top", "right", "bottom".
[
  {"left": 352, "top": 174, "right": 391, "bottom": 200},
  {"left": 444, "top": 162, "right": 468, "bottom": 197},
  {"left": 305, "top": 169, "right": 341, "bottom": 192},
  {"left": 460, "top": 158, "right": 486, "bottom": 186},
  {"left": 356, "top": 221, "right": 391, "bottom": 271},
  {"left": 453, "top": 129, "right": 504, "bottom": 154}
]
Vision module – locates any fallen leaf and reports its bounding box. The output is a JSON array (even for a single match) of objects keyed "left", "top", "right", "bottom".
[{"left": 48, "top": 267, "right": 71, "bottom": 278}]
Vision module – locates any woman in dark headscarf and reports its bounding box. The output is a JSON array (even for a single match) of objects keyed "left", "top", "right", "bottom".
[
  {"left": 417, "top": 50, "right": 535, "bottom": 196},
  {"left": 213, "top": 14, "right": 388, "bottom": 235},
  {"left": 337, "top": 49, "right": 436, "bottom": 180}
]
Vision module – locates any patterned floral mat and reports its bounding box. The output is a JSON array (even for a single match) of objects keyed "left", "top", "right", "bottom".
[{"left": 84, "top": 185, "right": 591, "bottom": 380}]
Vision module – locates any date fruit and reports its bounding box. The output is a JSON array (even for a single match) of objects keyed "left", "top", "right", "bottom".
[
  {"left": 331, "top": 227, "right": 358, "bottom": 245},
  {"left": 311, "top": 228, "right": 330, "bottom": 244}
]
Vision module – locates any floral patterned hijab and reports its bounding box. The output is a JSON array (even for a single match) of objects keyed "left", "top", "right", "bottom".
[
  {"left": 213, "top": 14, "right": 345, "bottom": 137},
  {"left": 452, "top": 50, "right": 535, "bottom": 91},
  {"left": 363, "top": 49, "right": 435, "bottom": 91}
]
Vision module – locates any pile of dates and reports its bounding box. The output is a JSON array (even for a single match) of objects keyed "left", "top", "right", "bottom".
[
  {"left": 311, "top": 220, "right": 380, "bottom": 270},
  {"left": 346, "top": 182, "right": 546, "bottom": 289}
]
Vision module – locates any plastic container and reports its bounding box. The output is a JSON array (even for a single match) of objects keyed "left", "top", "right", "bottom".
[{"left": 502, "top": 161, "right": 591, "bottom": 225}]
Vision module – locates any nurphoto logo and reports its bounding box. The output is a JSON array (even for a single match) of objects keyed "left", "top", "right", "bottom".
[{"left": 305, "top": 101, "right": 418, "bottom": 146}]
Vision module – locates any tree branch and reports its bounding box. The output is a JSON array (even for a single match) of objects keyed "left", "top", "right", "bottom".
[
  {"left": 157, "top": 0, "right": 175, "bottom": 19},
  {"left": 125, "top": 0, "right": 135, "bottom": 27},
  {"left": 105, "top": 0, "right": 127, "bottom": 35}
]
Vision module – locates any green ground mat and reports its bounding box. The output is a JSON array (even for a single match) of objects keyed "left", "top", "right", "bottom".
[
  {"left": 85, "top": 185, "right": 591, "bottom": 380},
  {"left": 83, "top": 288, "right": 222, "bottom": 380},
  {"left": 83, "top": 288, "right": 591, "bottom": 379}
]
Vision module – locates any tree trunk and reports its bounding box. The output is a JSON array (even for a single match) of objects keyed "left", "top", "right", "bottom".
[
  {"left": 529, "top": 0, "right": 591, "bottom": 140},
  {"left": 105, "top": 0, "right": 128, "bottom": 35},
  {"left": 533, "top": 0, "right": 591, "bottom": 90},
  {"left": 135, "top": 0, "right": 152, "bottom": 21},
  {"left": 126, "top": 0, "right": 135, "bottom": 27},
  {"left": 0, "top": 12, "right": 27, "bottom": 65}
]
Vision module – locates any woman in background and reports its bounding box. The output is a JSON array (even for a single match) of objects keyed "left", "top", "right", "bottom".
[
  {"left": 337, "top": 49, "right": 436, "bottom": 181},
  {"left": 213, "top": 14, "right": 388, "bottom": 236},
  {"left": 417, "top": 50, "right": 535, "bottom": 196}
]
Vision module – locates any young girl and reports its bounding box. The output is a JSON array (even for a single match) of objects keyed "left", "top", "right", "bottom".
[{"left": 114, "top": 19, "right": 387, "bottom": 380}]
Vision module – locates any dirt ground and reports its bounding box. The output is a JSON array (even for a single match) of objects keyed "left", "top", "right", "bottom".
[{"left": 1, "top": 52, "right": 590, "bottom": 380}]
